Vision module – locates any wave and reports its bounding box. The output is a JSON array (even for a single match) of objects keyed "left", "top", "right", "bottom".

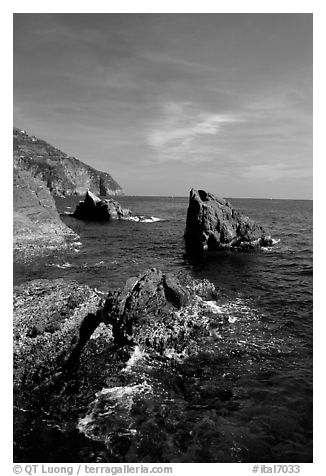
[
  {"left": 123, "top": 215, "right": 161, "bottom": 223},
  {"left": 82, "top": 260, "right": 105, "bottom": 269},
  {"left": 47, "top": 262, "right": 73, "bottom": 269},
  {"left": 78, "top": 381, "right": 153, "bottom": 442},
  {"left": 262, "top": 238, "right": 281, "bottom": 251},
  {"left": 122, "top": 346, "right": 146, "bottom": 373}
]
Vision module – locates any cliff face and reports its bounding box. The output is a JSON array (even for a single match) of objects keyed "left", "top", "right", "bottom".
[
  {"left": 13, "top": 127, "right": 124, "bottom": 197},
  {"left": 13, "top": 166, "right": 78, "bottom": 260}
]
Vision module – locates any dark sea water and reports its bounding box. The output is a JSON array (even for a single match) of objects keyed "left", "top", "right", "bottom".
[{"left": 14, "top": 197, "right": 313, "bottom": 463}]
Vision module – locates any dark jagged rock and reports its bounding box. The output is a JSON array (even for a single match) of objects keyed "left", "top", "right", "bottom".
[
  {"left": 13, "top": 279, "right": 107, "bottom": 392},
  {"left": 14, "top": 269, "right": 223, "bottom": 461},
  {"left": 100, "top": 268, "right": 219, "bottom": 352},
  {"left": 13, "top": 166, "right": 78, "bottom": 260},
  {"left": 13, "top": 127, "right": 123, "bottom": 197},
  {"left": 72, "top": 190, "right": 132, "bottom": 221},
  {"left": 13, "top": 279, "right": 119, "bottom": 462},
  {"left": 13, "top": 269, "right": 218, "bottom": 395},
  {"left": 185, "top": 188, "right": 273, "bottom": 253}
]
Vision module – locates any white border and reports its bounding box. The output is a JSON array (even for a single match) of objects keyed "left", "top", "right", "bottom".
[{"left": 4, "top": 2, "right": 322, "bottom": 474}]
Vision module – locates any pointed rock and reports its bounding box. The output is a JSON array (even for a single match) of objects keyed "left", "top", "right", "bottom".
[
  {"left": 72, "top": 190, "right": 132, "bottom": 221},
  {"left": 185, "top": 188, "right": 273, "bottom": 253}
]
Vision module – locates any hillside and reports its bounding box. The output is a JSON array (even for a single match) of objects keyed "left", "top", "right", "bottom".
[{"left": 13, "top": 127, "right": 124, "bottom": 197}]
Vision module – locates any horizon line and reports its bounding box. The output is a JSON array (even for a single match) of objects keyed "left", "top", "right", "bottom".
[{"left": 109, "top": 194, "right": 313, "bottom": 201}]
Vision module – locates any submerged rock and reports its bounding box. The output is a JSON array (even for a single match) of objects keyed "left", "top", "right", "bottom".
[
  {"left": 72, "top": 190, "right": 132, "bottom": 221},
  {"left": 100, "top": 267, "right": 219, "bottom": 353},
  {"left": 185, "top": 188, "right": 273, "bottom": 253}
]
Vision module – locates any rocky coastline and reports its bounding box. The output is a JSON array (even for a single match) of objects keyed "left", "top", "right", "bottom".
[
  {"left": 13, "top": 128, "right": 277, "bottom": 461},
  {"left": 13, "top": 127, "right": 126, "bottom": 262},
  {"left": 13, "top": 166, "right": 79, "bottom": 262},
  {"left": 14, "top": 127, "right": 124, "bottom": 197},
  {"left": 13, "top": 268, "right": 223, "bottom": 461}
]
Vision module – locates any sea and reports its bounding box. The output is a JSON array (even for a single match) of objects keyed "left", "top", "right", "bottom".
[{"left": 14, "top": 196, "right": 313, "bottom": 463}]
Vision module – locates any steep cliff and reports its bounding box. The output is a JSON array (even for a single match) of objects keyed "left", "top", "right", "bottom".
[
  {"left": 13, "top": 127, "right": 124, "bottom": 197},
  {"left": 13, "top": 166, "right": 78, "bottom": 260}
]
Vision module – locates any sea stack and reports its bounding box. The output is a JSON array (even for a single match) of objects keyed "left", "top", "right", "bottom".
[
  {"left": 185, "top": 188, "right": 273, "bottom": 253},
  {"left": 72, "top": 189, "right": 132, "bottom": 221}
]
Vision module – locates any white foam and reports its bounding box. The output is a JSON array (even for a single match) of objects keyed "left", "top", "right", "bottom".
[
  {"left": 78, "top": 381, "right": 153, "bottom": 439},
  {"left": 122, "top": 346, "right": 145, "bottom": 373},
  {"left": 228, "top": 316, "right": 237, "bottom": 323},
  {"left": 94, "top": 287, "right": 106, "bottom": 295},
  {"left": 262, "top": 238, "right": 281, "bottom": 251},
  {"left": 204, "top": 300, "right": 223, "bottom": 314},
  {"left": 48, "top": 262, "right": 72, "bottom": 268},
  {"left": 123, "top": 215, "right": 161, "bottom": 223}
]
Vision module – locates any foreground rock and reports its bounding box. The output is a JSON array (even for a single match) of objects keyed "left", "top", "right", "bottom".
[
  {"left": 13, "top": 268, "right": 217, "bottom": 393},
  {"left": 13, "top": 167, "right": 78, "bottom": 261},
  {"left": 13, "top": 279, "right": 121, "bottom": 462},
  {"left": 13, "top": 279, "right": 107, "bottom": 392},
  {"left": 14, "top": 269, "right": 224, "bottom": 461},
  {"left": 14, "top": 269, "right": 220, "bottom": 395},
  {"left": 14, "top": 127, "right": 123, "bottom": 196},
  {"left": 72, "top": 190, "right": 132, "bottom": 221},
  {"left": 185, "top": 188, "right": 273, "bottom": 253},
  {"left": 100, "top": 268, "right": 220, "bottom": 353}
]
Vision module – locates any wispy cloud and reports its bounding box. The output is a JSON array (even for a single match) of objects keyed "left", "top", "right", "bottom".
[
  {"left": 14, "top": 14, "right": 312, "bottom": 197},
  {"left": 239, "top": 163, "right": 312, "bottom": 181},
  {"left": 146, "top": 101, "right": 238, "bottom": 163}
]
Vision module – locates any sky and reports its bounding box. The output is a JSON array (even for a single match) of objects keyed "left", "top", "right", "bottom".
[{"left": 13, "top": 13, "right": 312, "bottom": 198}]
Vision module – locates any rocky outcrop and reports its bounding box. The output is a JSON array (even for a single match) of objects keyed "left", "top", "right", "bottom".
[
  {"left": 72, "top": 190, "right": 132, "bottom": 221},
  {"left": 13, "top": 127, "right": 123, "bottom": 197},
  {"left": 13, "top": 279, "right": 107, "bottom": 391},
  {"left": 100, "top": 268, "right": 219, "bottom": 353},
  {"left": 14, "top": 269, "right": 220, "bottom": 394},
  {"left": 13, "top": 166, "right": 78, "bottom": 260},
  {"left": 13, "top": 279, "right": 115, "bottom": 462},
  {"left": 13, "top": 269, "right": 224, "bottom": 461},
  {"left": 185, "top": 188, "right": 273, "bottom": 253}
]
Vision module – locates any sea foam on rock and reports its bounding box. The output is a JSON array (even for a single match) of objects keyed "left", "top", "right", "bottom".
[
  {"left": 14, "top": 269, "right": 220, "bottom": 396},
  {"left": 185, "top": 188, "right": 273, "bottom": 253},
  {"left": 14, "top": 268, "right": 226, "bottom": 460}
]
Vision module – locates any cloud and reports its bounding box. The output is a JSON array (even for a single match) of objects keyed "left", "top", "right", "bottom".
[
  {"left": 146, "top": 101, "right": 237, "bottom": 163},
  {"left": 239, "top": 163, "right": 312, "bottom": 181}
]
